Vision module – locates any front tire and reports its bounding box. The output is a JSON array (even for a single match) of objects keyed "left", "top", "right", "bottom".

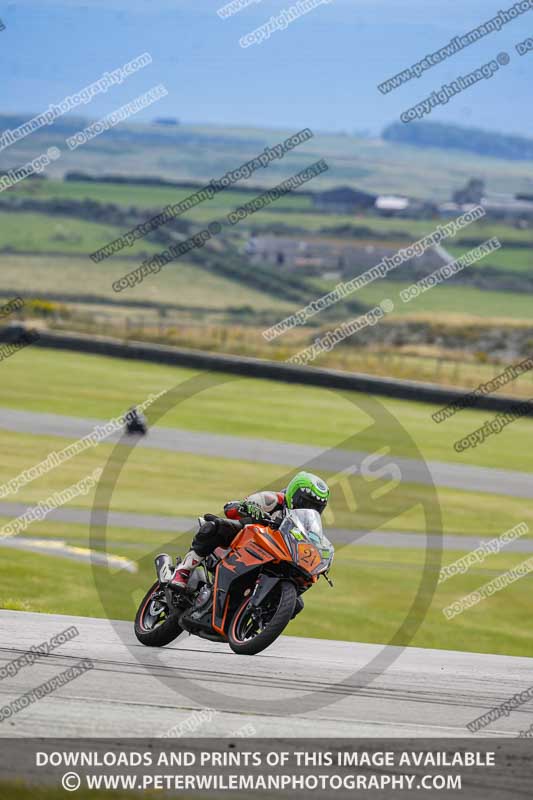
[
  {"left": 134, "top": 581, "right": 183, "bottom": 647},
  {"left": 228, "top": 580, "right": 296, "bottom": 656}
]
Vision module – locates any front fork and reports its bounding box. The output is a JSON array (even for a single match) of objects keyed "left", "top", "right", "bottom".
[
  {"left": 249, "top": 573, "right": 303, "bottom": 618},
  {"left": 249, "top": 573, "right": 282, "bottom": 608}
]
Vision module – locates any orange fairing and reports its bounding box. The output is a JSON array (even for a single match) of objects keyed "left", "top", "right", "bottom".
[
  {"left": 297, "top": 542, "right": 321, "bottom": 572},
  {"left": 211, "top": 524, "right": 292, "bottom": 635},
  {"left": 229, "top": 524, "right": 293, "bottom": 564}
]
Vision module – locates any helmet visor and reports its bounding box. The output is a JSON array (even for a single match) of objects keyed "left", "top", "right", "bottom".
[{"left": 291, "top": 490, "right": 327, "bottom": 515}]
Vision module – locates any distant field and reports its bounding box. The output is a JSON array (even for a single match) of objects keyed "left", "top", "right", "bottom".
[
  {"left": 0, "top": 254, "right": 295, "bottom": 312},
  {"left": 0, "top": 212, "right": 159, "bottom": 258},
  {"left": 9, "top": 180, "right": 380, "bottom": 233},
  {"left": 5, "top": 116, "right": 533, "bottom": 199},
  {"left": 340, "top": 216, "right": 533, "bottom": 247},
  {"left": 352, "top": 278, "right": 533, "bottom": 320},
  {"left": 8, "top": 180, "right": 533, "bottom": 254},
  {"left": 447, "top": 244, "right": 532, "bottom": 274},
  {"left": 12, "top": 179, "right": 313, "bottom": 212},
  {"left": 1, "top": 206, "right": 530, "bottom": 326}
]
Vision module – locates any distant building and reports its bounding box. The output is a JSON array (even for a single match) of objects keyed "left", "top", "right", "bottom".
[
  {"left": 374, "top": 195, "right": 410, "bottom": 215},
  {"left": 480, "top": 196, "right": 533, "bottom": 224},
  {"left": 313, "top": 186, "right": 377, "bottom": 214},
  {"left": 453, "top": 178, "right": 485, "bottom": 205},
  {"left": 246, "top": 235, "right": 448, "bottom": 276},
  {"left": 441, "top": 190, "right": 533, "bottom": 225},
  {"left": 373, "top": 195, "right": 437, "bottom": 219}
]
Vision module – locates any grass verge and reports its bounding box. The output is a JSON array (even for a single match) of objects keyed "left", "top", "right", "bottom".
[
  {"left": 0, "top": 348, "right": 532, "bottom": 473},
  {"left": 0, "top": 542, "right": 531, "bottom": 657}
]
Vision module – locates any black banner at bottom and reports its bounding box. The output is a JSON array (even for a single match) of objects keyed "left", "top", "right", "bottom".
[{"left": 0, "top": 738, "right": 531, "bottom": 798}]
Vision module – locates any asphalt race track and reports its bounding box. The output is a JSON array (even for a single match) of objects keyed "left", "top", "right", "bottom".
[
  {"left": 1, "top": 407, "right": 532, "bottom": 499},
  {"left": 2, "top": 405, "right": 533, "bottom": 561},
  {"left": 1, "top": 504, "right": 533, "bottom": 554},
  {"left": 0, "top": 610, "right": 531, "bottom": 739}
]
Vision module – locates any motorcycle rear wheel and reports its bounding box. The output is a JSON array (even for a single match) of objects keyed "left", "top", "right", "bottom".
[
  {"left": 134, "top": 581, "right": 183, "bottom": 647},
  {"left": 228, "top": 580, "right": 296, "bottom": 656}
]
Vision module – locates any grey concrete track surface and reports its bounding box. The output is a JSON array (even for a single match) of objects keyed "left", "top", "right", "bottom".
[
  {"left": 0, "top": 407, "right": 532, "bottom": 499},
  {"left": 0, "top": 611, "right": 532, "bottom": 739},
  {"left": 2, "top": 501, "right": 533, "bottom": 553}
]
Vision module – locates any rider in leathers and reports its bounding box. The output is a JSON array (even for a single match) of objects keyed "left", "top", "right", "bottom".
[{"left": 165, "top": 471, "right": 330, "bottom": 589}]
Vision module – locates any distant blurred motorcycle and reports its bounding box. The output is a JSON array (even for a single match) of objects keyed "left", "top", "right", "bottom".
[
  {"left": 124, "top": 406, "right": 147, "bottom": 436},
  {"left": 134, "top": 508, "right": 334, "bottom": 656}
]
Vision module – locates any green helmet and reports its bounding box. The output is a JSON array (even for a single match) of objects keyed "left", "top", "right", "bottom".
[{"left": 285, "top": 471, "right": 330, "bottom": 515}]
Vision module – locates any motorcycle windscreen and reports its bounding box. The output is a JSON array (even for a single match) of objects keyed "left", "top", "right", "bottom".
[{"left": 279, "top": 508, "right": 334, "bottom": 574}]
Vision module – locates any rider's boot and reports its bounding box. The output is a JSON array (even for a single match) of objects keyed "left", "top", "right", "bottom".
[{"left": 168, "top": 549, "right": 204, "bottom": 590}]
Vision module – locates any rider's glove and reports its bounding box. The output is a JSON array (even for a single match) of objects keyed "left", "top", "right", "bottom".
[{"left": 238, "top": 500, "right": 265, "bottom": 522}]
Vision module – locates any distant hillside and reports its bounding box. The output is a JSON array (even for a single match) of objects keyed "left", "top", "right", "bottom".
[
  {"left": 3, "top": 114, "right": 533, "bottom": 201},
  {"left": 383, "top": 121, "right": 533, "bottom": 162}
]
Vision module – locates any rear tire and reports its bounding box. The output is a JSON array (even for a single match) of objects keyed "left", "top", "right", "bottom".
[
  {"left": 228, "top": 580, "right": 296, "bottom": 656},
  {"left": 134, "top": 581, "right": 183, "bottom": 647}
]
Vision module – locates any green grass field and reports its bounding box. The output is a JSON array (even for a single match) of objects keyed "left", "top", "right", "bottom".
[
  {"left": 1, "top": 425, "right": 531, "bottom": 540},
  {"left": 0, "top": 212, "right": 159, "bottom": 258},
  {"left": 11, "top": 178, "right": 313, "bottom": 212},
  {"left": 8, "top": 178, "right": 533, "bottom": 247},
  {"left": 3, "top": 174, "right": 532, "bottom": 338},
  {"left": 1, "top": 540, "right": 531, "bottom": 657},
  {"left": 7, "top": 184, "right": 533, "bottom": 253},
  {"left": 347, "top": 216, "right": 533, "bottom": 245},
  {"left": 0, "top": 347, "right": 531, "bottom": 473},
  {"left": 0, "top": 254, "right": 295, "bottom": 313},
  {"left": 447, "top": 244, "right": 533, "bottom": 274},
  {"left": 348, "top": 278, "right": 533, "bottom": 320},
  {"left": 296, "top": 544, "right": 533, "bottom": 656}
]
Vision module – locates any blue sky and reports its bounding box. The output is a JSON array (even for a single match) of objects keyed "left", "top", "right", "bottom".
[{"left": 2, "top": 0, "right": 532, "bottom": 135}]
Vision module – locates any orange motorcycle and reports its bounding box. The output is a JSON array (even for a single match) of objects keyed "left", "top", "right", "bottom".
[{"left": 134, "top": 509, "right": 334, "bottom": 655}]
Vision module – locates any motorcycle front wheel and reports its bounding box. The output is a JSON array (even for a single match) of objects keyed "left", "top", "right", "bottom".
[
  {"left": 134, "top": 581, "right": 183, "bottom": 647},
  {"left": 228, "top": 580, "right": 296, "bottom": 656}
]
